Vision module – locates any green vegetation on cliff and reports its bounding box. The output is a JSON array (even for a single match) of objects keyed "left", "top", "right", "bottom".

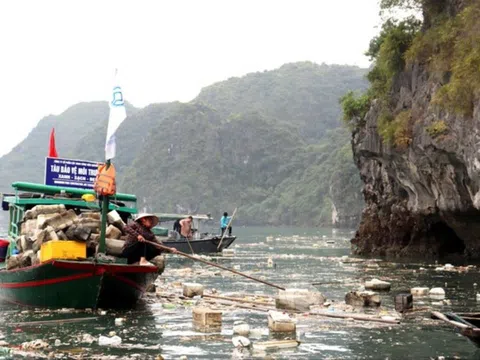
[
  {"left": 341, "top": 17, "right": 420, "bottom": 146},
  {"left": 0, "top": 62, "right": 367, "bottom": 226},
  {"left": 407, "top": 1, "right": 480, "bottom": 116},
  {"left": 343, "top": 0, "right": 480, "bottom": 145}
]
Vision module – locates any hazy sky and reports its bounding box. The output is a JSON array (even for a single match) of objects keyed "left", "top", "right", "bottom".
[{"left": 0, "top": 0, "right": 381, "bottom": 157}]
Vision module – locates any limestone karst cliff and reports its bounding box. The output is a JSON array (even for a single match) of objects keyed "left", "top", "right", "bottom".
[{"left": 348, "top": 0, "right": 480, "bottom": 258}]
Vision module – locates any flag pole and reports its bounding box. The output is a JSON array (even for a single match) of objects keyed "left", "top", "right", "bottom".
[{"left": 97, "top": 68, "right": 126, "bottom": 256}]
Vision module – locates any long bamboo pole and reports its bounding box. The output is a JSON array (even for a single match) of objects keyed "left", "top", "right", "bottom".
[{"left": 144, "top": 239, "right": 285, "bottom": 290}]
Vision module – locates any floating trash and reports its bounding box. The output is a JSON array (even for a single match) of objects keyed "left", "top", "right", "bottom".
[{"left": 98, "top": 335, "right": 122, "bottom": 346}]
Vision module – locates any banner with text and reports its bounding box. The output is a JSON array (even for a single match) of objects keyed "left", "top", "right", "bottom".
[{"left": 45, "top": 157, "right": 99, "bottom": 189}]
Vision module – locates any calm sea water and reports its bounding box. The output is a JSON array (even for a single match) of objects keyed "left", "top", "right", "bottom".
[{"left": 0, "top": 212, "right": 479, "bottom": 359}]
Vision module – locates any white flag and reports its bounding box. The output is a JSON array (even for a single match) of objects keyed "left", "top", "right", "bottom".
[{"left": 105, "top": 70, "right": 127, "bottom": 160}]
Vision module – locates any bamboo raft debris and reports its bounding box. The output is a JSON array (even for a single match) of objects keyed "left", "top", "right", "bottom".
[
  {"left": 202, "top": 298, "right": 273, "bottom": 313},
  {"left": 200, "top": 294, "right": 400, "bottom": 324},
  {"left": 7, "top": 317, "right": 98, "bottom": 327},
  {"left": 203, "top": 294, "right": 275, "bottom": 306},
  {"left": 309, "top": 311, "right": 400, "bottom": 324}
]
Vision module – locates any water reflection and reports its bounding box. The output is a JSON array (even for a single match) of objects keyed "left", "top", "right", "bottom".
[{"left": 0, "top": 218, "right": 478, "bottom": 358}]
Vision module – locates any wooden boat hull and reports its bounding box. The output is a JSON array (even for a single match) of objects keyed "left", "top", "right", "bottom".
[
  {"left": 0, "top": 260, "right": 158, "bottom": 309},
  {"left": 433, "top": 312, "right": 480, "bottom": 346},
  {"left": 163, "top": 236, "right": 236, "bottom": 253},
  {"left": 460, "top": 327, "right": 480, "bottom": 346}
]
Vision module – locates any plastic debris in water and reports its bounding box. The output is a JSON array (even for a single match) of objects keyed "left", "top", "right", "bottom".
[
  {"left": 21, "top": 340, "right": 49, "bottom": 350},
  {"left": 252, "top": 340, "right": 300, "bottom": 350},
  {"left": 81, "top": 334, "right": 96, "bottom": 344},
  {"left": 98, "top": 335, "right": 122, "bottom": 346},
  {"left": 232, "top": 336, "right": 251, "bottom": 348}
]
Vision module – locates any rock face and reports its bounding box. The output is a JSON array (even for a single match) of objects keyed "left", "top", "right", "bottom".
[{"left": 350, "top": 1, "right": 480, "bottom": 259}]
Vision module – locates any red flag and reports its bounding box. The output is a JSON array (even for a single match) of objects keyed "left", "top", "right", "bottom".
[{"left": 49, "top": 128, "right": 58, "bottom": 158}]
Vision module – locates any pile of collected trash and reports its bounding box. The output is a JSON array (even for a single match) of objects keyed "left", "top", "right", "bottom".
[{"left": 7, "top": 204, "right": 131, "bottom": 270}]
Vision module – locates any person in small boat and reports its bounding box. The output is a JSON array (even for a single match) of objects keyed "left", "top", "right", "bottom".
[
  {"left": 173, "top": 218, "right": 182, "bottom": 234},
  {"left": 179, "top": 216, "right": 193, "bottom": 239},
  {"left": 220, "top": 212, "right": 232, "bottom": 236},
  {"left": 122, "top": 213, "right": 177, "bottom": 265}
]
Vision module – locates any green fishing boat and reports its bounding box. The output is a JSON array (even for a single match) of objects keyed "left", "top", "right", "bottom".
[
  {"left": 0, "top": 71, "right": 162, "bottom": 309},
  {"left": 0, "top": 182, "right": 159, "bottom": 309}
]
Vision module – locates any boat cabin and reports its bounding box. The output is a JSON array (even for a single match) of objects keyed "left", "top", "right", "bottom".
[{"left": 1, "top": 181, "right": 138, "bottom": 257}]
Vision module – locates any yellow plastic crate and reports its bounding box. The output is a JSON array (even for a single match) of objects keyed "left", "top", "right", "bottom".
[{"left": 40, "top": 240, "right": 87, "bottom": 262}]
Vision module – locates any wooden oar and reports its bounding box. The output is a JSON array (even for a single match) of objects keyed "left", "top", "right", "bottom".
[
  {"left": 217, "top": 207, "right": 237, "bottom": 250},
  {"left": 144, "top": 239, "right": 285, "bottom": 290}
]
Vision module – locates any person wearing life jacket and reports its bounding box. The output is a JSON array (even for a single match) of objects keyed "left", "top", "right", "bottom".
[
  {"left": 220, "top": 212, "right": 232, "bottom": 236},
  {"left": 122, "top": 213, "right": 177, "bottom": 265},
  {"left": 94, "top": 163, "right": 117, "bottom": 196}
]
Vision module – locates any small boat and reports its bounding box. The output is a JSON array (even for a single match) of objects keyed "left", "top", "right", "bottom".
[
  {"left": 432, "top": 311, "right": 480, "bottom": 346},
  {"left": 0, "top": 182, "right": 159, "bottom": 309},
  {"left": 152, "top": 213, "right": 236, "bottom": 253}
]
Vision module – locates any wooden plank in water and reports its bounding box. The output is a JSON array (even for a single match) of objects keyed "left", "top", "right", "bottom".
[
  {"left": 310, "top": 311, "right": 400, "bottom": 324},
  {"left": 8, "top": 317, "right": 98, "bottom": 327},
  {"left": 203, "top": 294, "right": 274, "bottom": 306},
  {"left": 253, "top": 340, "right": 300, "bottom": 350}
]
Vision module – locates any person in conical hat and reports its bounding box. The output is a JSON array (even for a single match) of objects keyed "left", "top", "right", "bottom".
[{"left": 122, "top": 213, "right": 177, "bottom": 265}]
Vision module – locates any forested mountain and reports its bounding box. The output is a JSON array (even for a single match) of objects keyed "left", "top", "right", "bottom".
[
  {"left": 0, "top": 62, "right": 367, "bottom": 226},
  {"left": 196, "top": 62, "right": 367, "bottom": 140}
]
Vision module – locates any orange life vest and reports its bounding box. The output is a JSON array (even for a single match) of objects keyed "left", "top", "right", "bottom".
[{"left": 93, "top": 163, "right": 116, "bottom": 196}]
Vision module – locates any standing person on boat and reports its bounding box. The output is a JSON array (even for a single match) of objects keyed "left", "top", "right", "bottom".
[
  {"left": 122, "top": 213, "right": 177, "bottom": 265},
  {"left": 220, "top": 212, "right": 232, "bottom": 236},
  {"left": 179, "top": 216, "right": 193, "bottom": 239},
  {"left": 173, "top": 218, "right": 182, "bottom": 234}
]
